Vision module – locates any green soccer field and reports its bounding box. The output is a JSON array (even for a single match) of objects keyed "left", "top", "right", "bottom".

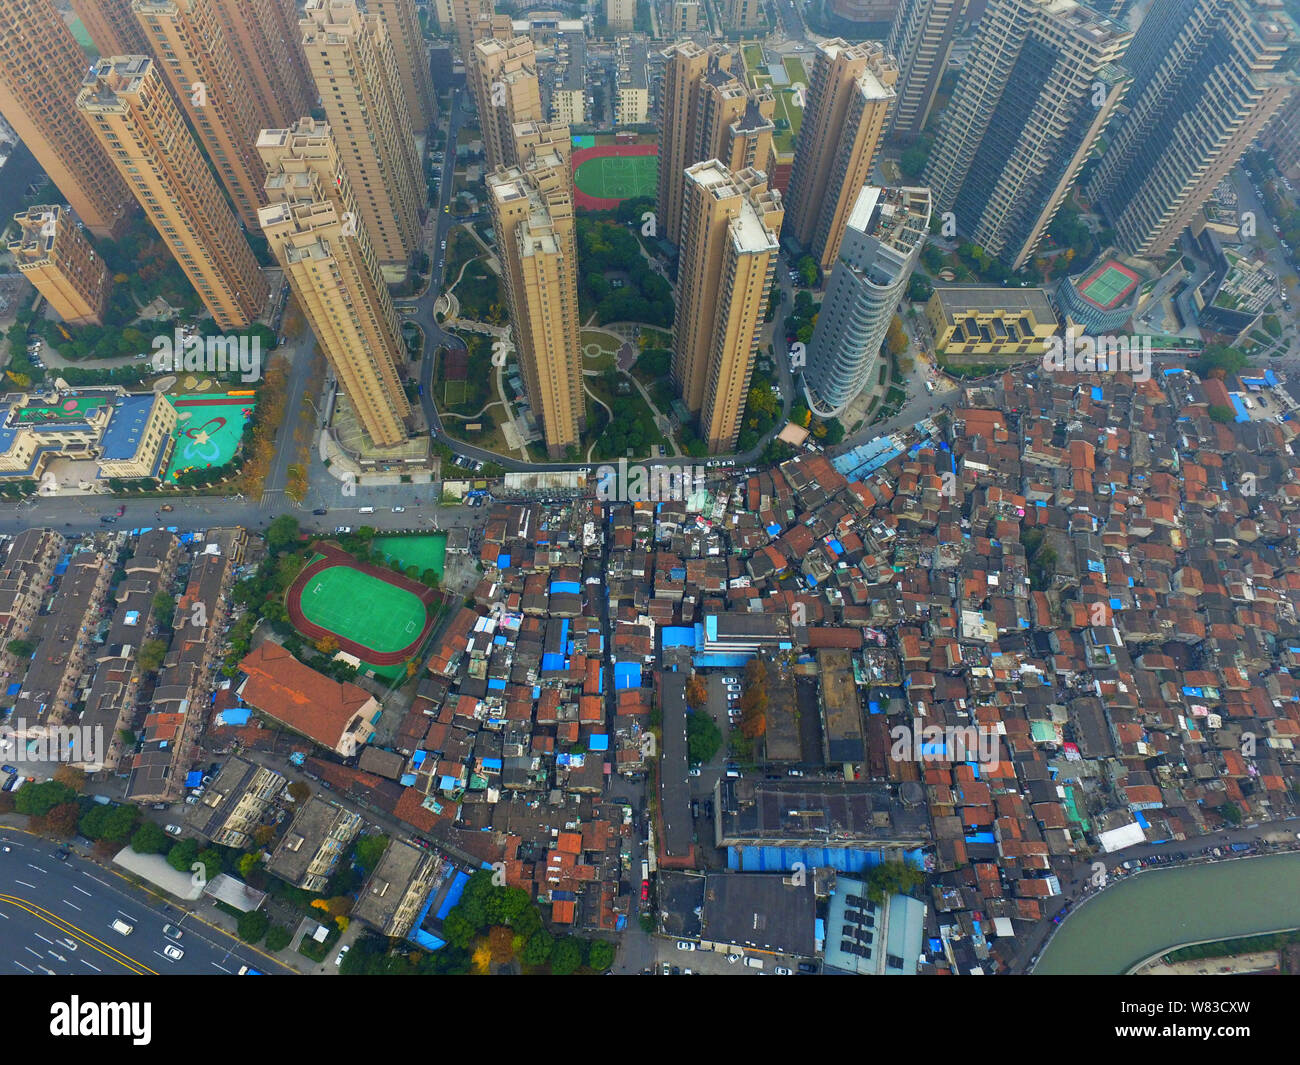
[
  {"left": 298, "top": 565, "right": 428, "bottom": 654},
  {"left": 573, "top": 155, "right": 658, "bottom": 200}
]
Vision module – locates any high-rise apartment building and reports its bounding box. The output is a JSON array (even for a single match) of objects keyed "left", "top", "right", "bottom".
[
  {"left": 724, "top": 0, "right": 764, "bottom": 29},
  {"left": 924, "top": 0, "right": 1131, "bottom": 270},
  {"left": 487, "top": 121, "right": 584, "bottom": 458},
  {"left": 77, "top": 56, "right": 267, "bottom": 330},
  {"left": 657, "top": 43, "right": 774, "bottom": 247},
  {"left": 672, "top": 161, "right": 783, "bottom": 454},
  {"left": 785, "top": 39, "right": 897, "bottom": 276},
  {"left": 471, "top": 36, "right": 543, "bottom": 171},
  {"left": 0, "top": 0, "right": 134, "bottom": 238},
  {"left": 132, "top": 1, "right": 268, "bottom": 230},
  {"left": 371, "top": 0, "right": 437, "bottom": 130},
  {"left": 209, "top": 0, "right": 317, "bottom": 129},
  {"left": 258, "top": 119, "right": 411, "bottom": 448},
  {"left": 70, "top": 0, "right": 149, "bottom": 57},
  {"left": 606, "top": 0, "right": 634, "bottom": 31},
  {"left": 8, "top": 205, "right": 111, "bottom": 326},
  {"left": 450, "top": 0, "right": 494, "bottom": 64},
  {"left": 804, "top": 185, "right": 930, "bottom": 418},
  {"left": 671, "top": 0, "right": 702, "bottom": 33},
  {"left": 300, "top": 0, "right": 423, "bottom": 267},
  {"left": 885, "top": 0, "right": 965, "bottom": 139},
  {"left": 1086, "top": 0, "right": 1300, "bottom": 259}
]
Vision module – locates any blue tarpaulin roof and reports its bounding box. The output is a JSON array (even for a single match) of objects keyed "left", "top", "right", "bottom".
[
  {"left": 497, "top": 553, "right": 511, "bottom": 569},
  {"left": 729, "top": 845, "right": 926, "bottom": 874},
  {"left": 588, "top": 734, "right": 609, "bottom": 751},
  {"left": 185, "top": 770, "right": 203, "bottom": 787},
  {"left": 614, "top": 661, "right": 641, "bottom": 690},
  {"left": 436, "top": 871, "right": 470, "bottom": 919},
  {"left": 216, "top": 707, "right": 250, "bottom": 727},
  {"left": 661, "top": 626, "right": 696, "bottom": 648}
]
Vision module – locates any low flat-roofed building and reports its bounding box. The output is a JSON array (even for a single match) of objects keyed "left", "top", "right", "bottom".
[
  {"left": 698, "top": 872, "right": 816, "bottom": 957},
  {"left": 267, "top": 795, "right": 363, "bottom": 892},
  {"left": 0, "top": 388, "right": 176, "bottom": 483},
  {"left": 352, "top": 839, "right": 440, "bottom": 939},
  {"left": 819, "top": 648, "right": 864, "bottom": 763},
  {"left": 702, "top": 612, "right": 792, "bottom": 654},
  {"left": 822, "top": 875, "right": 927, "bottom": 974},
  {"left": 186, "top": 755, "right": 286, "bottom": 848},
  {"left": 926, "top": 286, "right": 1058, "bottom": 363},
  {"left": 716, "top": 779, "right": 930, "bottom": 851}
]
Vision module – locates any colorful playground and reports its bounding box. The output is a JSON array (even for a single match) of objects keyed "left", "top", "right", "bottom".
[
  {"left": 164, "top": 395, "right": 255, "bottom": 483},
  {"left": 285, "top": 543, "right": 439, "bottom": 674},
  {"left": 571, "top": 142, "right": 658, "bottom": 210}
]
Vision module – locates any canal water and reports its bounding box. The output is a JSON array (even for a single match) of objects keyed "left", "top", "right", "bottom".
[{"left": 1035, "top": 852, "right": 1300, "bottom": 975}]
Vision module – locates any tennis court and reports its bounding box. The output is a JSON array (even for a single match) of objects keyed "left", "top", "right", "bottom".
[
  {"left": 574, "top": 154, "right": 658, "bottom": 201},
  {"left": 1079, "top": 262, "right": 1140, "bottom": 310},
  {"left": 298, "top": 563, "right": 429, "bottom": 655}
]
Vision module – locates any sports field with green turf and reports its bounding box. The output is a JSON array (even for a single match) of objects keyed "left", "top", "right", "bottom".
[
  {"left": 573, "top": 154, "right": 658, "bottom": 201},
  {"left": 373, "top": 534, "right": 447, "bottom": 580},
  {"left": 298, "top": 563, "right": 429, "bottom": 655}
]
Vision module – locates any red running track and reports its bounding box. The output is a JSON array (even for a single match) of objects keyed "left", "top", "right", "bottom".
[
  {"left": 284, "top": 542, "right": 440, "bottom": 667},
  {"left": 571, "top": 143, "right": 659, "bottom": 211}
]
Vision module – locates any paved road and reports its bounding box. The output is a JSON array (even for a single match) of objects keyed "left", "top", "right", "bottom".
[{"left": 0, "top": 830, "right": 292, "bottom": 976}]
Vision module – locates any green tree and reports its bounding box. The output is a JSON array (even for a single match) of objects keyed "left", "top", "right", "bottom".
[
  {"left": 237, "top": 909, "right": 270, "bottom": 944},
  {"left": 6, "top": 638, "right": 35, "bottom": 658},
  {"left": 354, "top": 834, "right": 390, "bottom": 872},
  {"left": 1208, "top": 404, "right": 1236, "bottom": 424},
  {"left": 238, "top": 852, "right": 260, "bottom": 878},
  {"left": 796, "top": 255, "right": 818, "bottom": 287},
  {"left": 266, "top": 925, "right": 292, "bottom": 952},
  {"left": 15, "top": 780, "right": 76, "bottom": 817},
  {"left": 441, "top": 909, "right": 477, "bottom": 950},
  {"left": 131, "top": 821, "right": 171, "bottom": 855},
  {"left": 196, "top": 848, "right": 224, "bottom": 882},
  {"left": 587, "top": 939, "right": 615, "bottom": 971},
  {"left": 137, "top": 638, "right": 168, "bottom": 674},
  {"left": 266, "top": 514, "right": 301, "bottom": 553},
  {"left": 865, "top": 860, "right": 927, "bottom": 904},
  {"left": 686, "top": 710, "right": 722, "bottom": 764},
  {"left": 166, "top": 837, "right": 200, "bottom": 873},
  {"left": 151, "top": 591, "right": 176, "bottom": 629},
  {"left": 522, "top": 929, "right": 553, "bottom": 966},
  {"left": 549, "top": 936, "right": 583, "bottom": 975}
]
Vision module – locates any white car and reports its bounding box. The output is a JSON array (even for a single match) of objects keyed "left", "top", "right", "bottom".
[
  {"left": 335, "top": 945, "right": 351, "bottom": 966},
  {"left": 676, "top": 941, "right": 696, "bottom": 951},
  {"left": 392, "top": 506, "right": 406, "bottom": 513},
  {"left": 774, "top": 966, "right": 792, "bottom": 975},
  {"left": 163, "top": 944, "right": 184, "bottom": 961},
  {"left": 688, "top": 767, "right": 701, "bottom": 777},
  {"left": 726, "top": 953, "right": 742, "bottom": 964},
  {"left": 165, "top": 824, "right": 183, "bottom": 836}
]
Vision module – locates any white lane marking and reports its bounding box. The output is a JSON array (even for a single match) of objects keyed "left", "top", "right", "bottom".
[
  {"left": 14, "top": 879, "right": 35, "bottom": 889},
  {"left": 24, "top": 947, "right": 41, "bottom": 959},
  {"left": 80, "top": 958, "right": 100, "bottom": 972},
  {"left": 26, "top": 864, "right": 47, "bottom": 874},
  {"left": 81, "top": 872, "right": 112, "bottom": 888},
  {"left": 72, "top": 885, "right": 91, "bottom": 896},
  {"left": 118, "top": 911, "right": 138, "bottom": 922},
  {"left": 211, "top": 962, "right": 231, "bottom": 973},
  {"left": 61, "top": 900, "right": 81, "bottom": 911},
  {"left": 14, "top": 962, "right": 31, "bottom": 973},
  {"left": 33, "top": 932, "right": 52, "bottom": 945}
]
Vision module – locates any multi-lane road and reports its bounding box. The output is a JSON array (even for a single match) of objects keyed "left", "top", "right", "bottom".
[{"left": 0, "top": 832, "right": 292, "bottom": 975}]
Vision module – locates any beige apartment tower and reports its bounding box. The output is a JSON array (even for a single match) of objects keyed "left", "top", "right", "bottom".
[
  {"left": 785, "top": 39, "right": 897, "bottom": 276},
  {"left": 209, "top": 0, "right": 317, "bottom": 128},
  {"left": 487, "top": 121, "right": 584, "bottom": 458},
  {"left": 0, "top": 0, "right": 134, "bottom": 239},
  {"left": 77, "top": 56, "right": 268, "bottom": 330},
  {"left": 451, "top": 0, "right": 495, "bottom": 63},
  {"left": 471, "top": 36, "right": 544, "bottom": 171},
  {"left": 132, "top": 1, "right": 269, "bottom": 230},
  {"left": 371, "top": 0, "right": 437, "bottom": 130},
  {"left": 657, "top": 42, "right": 749, "bottom": 247},
  {"left": 301, "top": 0, "right": 424, "bottom": 267},
  {"left": 9, "top": 205, "right": 110, "bottom": 326},
  {"left": 605, "top": 0, "right": 634, "bottom": 31},
  {"left": 672, "top": 161, "right": 783, "bottom": 454},
  {"left": 70, "top": 0, "right": 149, "bottom": 56},
  {"left": 258, "top": 119, "right": 411, "bottom": 448}
]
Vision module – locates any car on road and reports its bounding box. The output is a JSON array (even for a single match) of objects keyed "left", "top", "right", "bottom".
[
  {"left": 100, "top": 515, "right": 117, "bottom": 524},
  {"left": 0, "top": 765, "right": 14, "bottom": 775},
  {"left": 688, "top": 766, "right": 701, "bottom": 777},
  {"left": 774, "top": 966, "right": 792, "bottom": 975},
  {"left": 440, "top": 240, "right": 446, "bottom": 249},
  {"left": 640, "top": 879, "right": 650, "bottom": 902},
  {"left": 335, "top": 945, "right": 351, "bottom": 966},
  {"left": 726, "top": 953, "right": 741, "bottom": 964},
  {"left": 163, "top": 944, "right": 184, "bottom": 961},
  {"left": 165, "top": 824, "right": 183, "bottom": 836},
  {"left": 115, "top": 505, "right": 126, "bottom": 516},
  {"left": 335, "top": 526, "right": 352, "bottom": 534},
  {"left": 797, "top": 962, "right": 818, "bottom": 974},
  {"left": 160, "top": 503, "right": 173, "bottom": 512},
  {"left": 163, "top": 924, "right": 183, "bottom": 940},
  {"left": 392, "top": 506, "right": 406, "bottom": 513},
  {"left": 111, "top": 918, "right": 134, "bottom": 936},
  {"left": 676, "top": 941, "right": 695, "bottom": 951},
  {"left": 312, "top": 508, "right": 328, "bottom": 515}
]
